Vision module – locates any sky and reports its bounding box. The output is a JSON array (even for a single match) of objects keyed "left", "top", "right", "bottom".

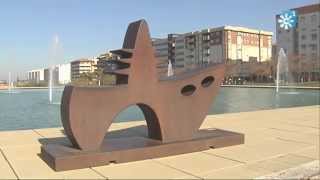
[{"left": 0, "top": 0, "right": 318, "bottom": 80}]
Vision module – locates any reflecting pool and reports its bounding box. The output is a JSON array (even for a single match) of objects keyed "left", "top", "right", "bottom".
[{"left": 0, "top": 87, "right": 319, "bottom": 131}]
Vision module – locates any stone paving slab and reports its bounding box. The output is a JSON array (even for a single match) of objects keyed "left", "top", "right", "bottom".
[
  {"left": 33, "top": 128, "right": 65, "bottom": 138},
  {"left": 93, "top": 159, "right": 199, "bottom": 179},
  {"left": 0, "top": 130, "right": 42, "bottom": 148},
  {"left": 1, "top": 145, "right": 104, "bottom": 179},
  {"left": 154, "top": 152, "right": 243, "bottom": 177},
  {"left": 293, "top": 146, "right": 320, "bottom": 160},
  {"left": 0, "top": 150, "right": 16, "bottom": 179},
  {"left": 202, "top": 164, "right": 270, "bottom": 179},
  {"left": 0, "top": 105, "right": 318, "bottom": 179},
  {"left": 204, "top": 145, "right": 277, "bottom": 163}
]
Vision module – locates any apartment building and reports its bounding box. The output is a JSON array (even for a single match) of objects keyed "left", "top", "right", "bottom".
[
  {"left": 276, "top": 4, "right": 319, "bottom": 60},
  {"left": 276, "top": 3, "right": 320, "bottom": 81},
  {"left": 153, "top": 26, "right": 273, "bottom": 73},
  {"left": 71, "top": 58, "right": 97, "bottom": 80},
  {"left": 96, "top": 51, "right": 119, "bottom": 72}
]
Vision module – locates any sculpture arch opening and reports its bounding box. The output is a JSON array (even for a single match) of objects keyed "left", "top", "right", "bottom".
[{"left": 112, "top": 103, "right": 162, "bottom": 141}]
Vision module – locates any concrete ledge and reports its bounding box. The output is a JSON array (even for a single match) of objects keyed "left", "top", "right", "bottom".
[
  {"left": 221, "top": 84, "right": 320, "bottom": 89},
  {"left": 0, "top": 105, "right": 318, "bottom": 179},
  {"left": 256, "top": 160, "right": 319, "bottom": 179}
]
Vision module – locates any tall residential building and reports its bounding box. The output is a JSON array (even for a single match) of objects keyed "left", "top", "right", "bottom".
[
  {"left": 276, "top": 3, "right": 320, "bottom": 81},
  {"left": 276, "top": 4, "right": 319, "bottom": 60},
  {"left": 71, "top": 58, "right": 97, "bottom": 80},
  {"left": 153, "top": 26, "right": 273, "bottom": 73}
]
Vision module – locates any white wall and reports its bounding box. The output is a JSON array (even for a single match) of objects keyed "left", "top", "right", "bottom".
[
  {"left": 27, "top": 69, "right": 45, "bottom": 82},
  {"left": 57, "top": 63, "right": 71, "bottom": 84}
]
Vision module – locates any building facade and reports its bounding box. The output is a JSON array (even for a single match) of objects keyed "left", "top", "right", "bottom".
[
  {"left": 276, "top": 3, "right": 320, "bottom": 82},
  {"left": 27, "top": 69, "right": 45, "bottom": 83},
  {"left": 153, "top": 26, "right": 273, "bottom": 75},
  {"left": 57, "top": 63, "right": 71, "bottom": 84},
  {"left": 71, "top": 58, "right": 97, "bottom": 80},
  {"left": 27, "top": 63, "right": 71, "bottom": 85},
  {"left": 96, "top": 52, "right": 119, "bottom": 72},
  {"left": 0, "top": 80, "right": 8, "bottom": 89}
]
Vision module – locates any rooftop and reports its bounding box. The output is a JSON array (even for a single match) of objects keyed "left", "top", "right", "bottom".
[
  {"left": 71, "top": 58, "right": 96, "bottom": 63},
  {"left": 276, "top": 3, "right": 320, "bottom": 17},
  {"left": 153, "top": 25, "right": 273, "bottom": 40},
  {"left": 200, "top": 26, "right": 273, "bottom": 36},
  {"left": 0, "top": 105, "right": 318, "bottom": 179},
  {"left": 294, "top": 3, "right": 320, "bottom": 14}
]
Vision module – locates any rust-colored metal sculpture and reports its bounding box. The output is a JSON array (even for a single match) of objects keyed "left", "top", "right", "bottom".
[{"left": 41, "top": 19, "right": 244, "bottom": 171}]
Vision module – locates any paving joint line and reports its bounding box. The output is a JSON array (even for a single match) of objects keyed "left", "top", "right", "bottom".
[
  {"left": 89, "top": 167, "right": 108, "bottom": 179},
  {"left": 276, "top": 137, "right": 314, "bottom": 145},
  {"left": 32, "top": 129, "right": 45, "bottom": 138},
  {"left": 269, "top": 127, "right": 319, "bottom": 136},
  {"left": 280, "top": 122, "right": 319, "bottom": 129},
  {"left": 151, "top": 159, "right": 203, "bottom": 179},
  {"left": 268, "top": 127, "right": 301, "bottom": 133},
  {"left": 202, "top": 152, "right": 246, "bottom": 164},
  {"left": 240, "top": 146, "right": 317, "bottom": 166},
  {"left": 0, "top": 148, "right": 19, "bottom": 179}
]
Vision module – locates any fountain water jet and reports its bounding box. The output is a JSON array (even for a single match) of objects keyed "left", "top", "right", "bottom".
[
  {"left": 49, "top": 66, "right": 53, "bottom": 103},
  {"left": 48, "top": 35, "right": 62, "bottom": 104},
  {"left": 276, "top": 48, "right": 289, "bottom": 93},
  {"left": 167, "top": 60, "right": 174, "bottom": 77},
  {"left": 8, "top": 72, "right": 12, "bottom": 94}
]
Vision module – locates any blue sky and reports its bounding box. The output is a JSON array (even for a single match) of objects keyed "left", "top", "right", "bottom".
[{"left": 0, "top": 0, "right": 318, "bottom": 80}]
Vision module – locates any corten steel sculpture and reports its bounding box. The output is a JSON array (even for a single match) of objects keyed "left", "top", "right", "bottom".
[{"left": 41, "top": 19, "right": 244, "bottom": 171}]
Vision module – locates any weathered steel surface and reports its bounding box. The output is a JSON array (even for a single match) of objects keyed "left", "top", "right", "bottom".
[
  {"left": 41, "top": 19, "right": 244, "bottom": 171},
  {"left": 42, "top": 129, "right": 244, "bottom": 171}
]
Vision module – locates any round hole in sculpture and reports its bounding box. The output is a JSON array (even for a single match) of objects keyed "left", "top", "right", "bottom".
[
  {"left": 201, "top": 76, "right": 215, "bottom": 88},
  {"left": 181, "top": 85, "right": 196, "bottom": 96}
]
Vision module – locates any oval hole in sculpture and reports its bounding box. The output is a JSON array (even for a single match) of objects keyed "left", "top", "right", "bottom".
[
  {"left": 181, "top": 85, "right": 196, "bottom": 96},
  {"left": 201, "top": 76, "right": 215, "bottom": 88}
]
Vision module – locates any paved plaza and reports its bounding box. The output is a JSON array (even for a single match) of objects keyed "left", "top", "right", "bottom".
[{"left": 0, "top": 106, "right": 319, "bottom": 179}]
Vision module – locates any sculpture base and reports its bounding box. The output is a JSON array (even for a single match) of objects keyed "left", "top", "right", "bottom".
[{"left": 41, "top": 129, "right": 244, "bottom": 171}]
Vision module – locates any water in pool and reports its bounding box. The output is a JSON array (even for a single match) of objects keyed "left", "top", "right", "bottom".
[{"left": 0, "top": 87, "right": 319, "bottom": 131}]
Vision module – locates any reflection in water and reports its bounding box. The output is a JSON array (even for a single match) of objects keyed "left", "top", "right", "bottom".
[
  {"left": 0, "top": 87, "right": 319, "bottom": 131},
  {"left": 275, "top": 93, "right": 280, "bottom": 108},
  {"left": 0, "top": 91, "right": 20, "bottom": 94},
  {"left": 278, "top": 91, "right": 300, "bottom": 95}
]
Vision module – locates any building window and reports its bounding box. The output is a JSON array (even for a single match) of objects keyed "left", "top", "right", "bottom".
[
  {"left": 311, "top": 14, "right": 317, "bottom": 22},
  {"left": 309, "top": 44, "right": 317, "bottom": 51},
  {"left": 301, "top": 34, "right": 306, "bottom": 40},
  {"left": 300, "top": 16, "right": 306, "bottom": 24},
  {"left": 301, "top": 44, "right": 306, "bottom": 50},
  {"left": 311, "top": 33, "right": 317, "bottom": 40},
  {"left": 311, "top": 53, "right": 317, "bottom": 61}
]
